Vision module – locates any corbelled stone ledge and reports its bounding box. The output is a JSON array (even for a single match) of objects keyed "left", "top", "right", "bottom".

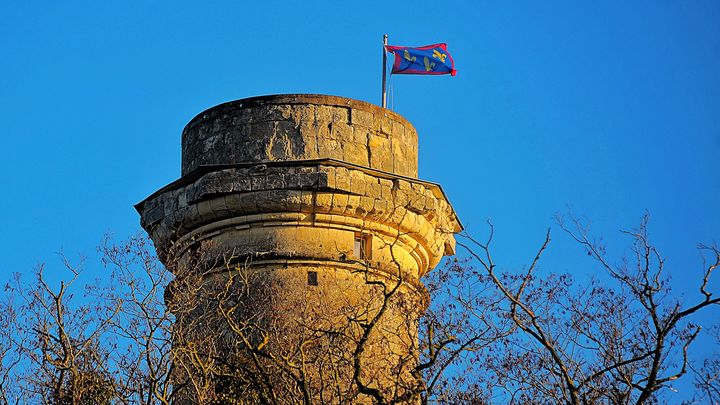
[{"left": 135, "top": 158, "right": 462, "bottom": 278}]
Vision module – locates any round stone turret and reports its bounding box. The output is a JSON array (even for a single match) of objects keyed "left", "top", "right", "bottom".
[
  {"left": 181, "top": 94, "right": 418, "bottom": 177},
  {"left": 135, "top": 94, "right": 461, "bottom": 402}
]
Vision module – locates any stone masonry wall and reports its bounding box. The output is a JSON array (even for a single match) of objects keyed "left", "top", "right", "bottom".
[{"left": 181, "top": 94, "right": 419, "bottom": 178}]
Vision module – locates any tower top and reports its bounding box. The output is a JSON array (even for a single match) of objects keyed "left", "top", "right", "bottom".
[{"left": 182, "top": 94, "right": 419, "bottom": 178}]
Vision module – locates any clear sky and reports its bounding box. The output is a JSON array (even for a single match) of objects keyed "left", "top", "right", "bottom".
[{"left": 1, "top": 0, "right": 719, "bottom": 399}]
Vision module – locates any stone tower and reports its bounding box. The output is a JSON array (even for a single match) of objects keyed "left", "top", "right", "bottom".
[{"left": 135, "top": 94, "right": 461, "bottom": 402}]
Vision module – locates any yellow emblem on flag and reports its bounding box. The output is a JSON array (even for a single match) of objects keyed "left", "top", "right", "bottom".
[
  {"left": 403, "top": 50, "right": 417, "bottom": 62},
  {"left": 423, "top": 56, "right": 436, "bottom": 72}
]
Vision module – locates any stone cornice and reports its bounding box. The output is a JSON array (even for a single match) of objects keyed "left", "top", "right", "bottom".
[{"left": 136, "top": 158, "right": 463, "bottom": 231}]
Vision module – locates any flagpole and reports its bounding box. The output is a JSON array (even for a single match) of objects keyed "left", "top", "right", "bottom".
[{"left": 381, "top": 34, "right": 388, "bottom": 108}]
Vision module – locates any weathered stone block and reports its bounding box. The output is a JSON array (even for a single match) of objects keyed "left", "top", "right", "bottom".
[
  {"left": 270, "top": 120, "right": 305, "bottom": 159},
  {"left": 143, "top": 202, "right": 164, "bottom": 227},
  {"left": 423, "top": 195, "right": 438, "bottom": 213},
  {"left": 238, "top": 192, "right": 258, "bottom": 214},
  {"left": 343, "top": 142, "right": 370, "bottom": 168},
  {"left": 257, "top": 104, "right": 293, "bottom": 121},
  {"left": 393, "top": 189, "right": 409, "bottom": 208},
  {"left": 163, "top": 191, "right": 179, "bottom": 217},
  {"left": 179, "top": 203, "right": 200, "bottom": 229},
  {"left": 285, "top": 190, "right": 303, "bottom": 211},
  {"left": 209, "top": 197, "right": 229, "bottom": 217},
  {"left": 317, "top": 138, "right": 343, "bottom": 159},
  {"left": 249, "top": 121, "right": 276, "bottom": 161},
  {"left": 283, "top": 173, "right": 300, "bottom": 189},
  {"left": 186, "top": 183, "right": 203, "bottom": 204},
  {"left": 408, "top": 192, "right": 426, "bottom": 213},
  {"left": 357, "top": 196, "right": 374, "bottom": 218},
  {"left": 387, "top": 206, "right": 407, "bottom": 227},
  {"left": 298, "top": 190, "right": 314, "bottom": 212},
  {"left": 250, "top": 176, "right": 267, "bottom": 191},
  {"left": 391, "top": 121, "right": 405, "bottom": 139},
  {"left": 265, "top": 173, "right": 285, "bottom": 190},
  {"left": 400, "top": 212, "right": 419, "bottom": 235},
  {"left": 371, "top": 137, "right": 393, "bottom": 172},
  {"left": 345, "top": 195, "right": 360, "bottom": 216},
  {"left": 348, "top": 170, "right": 367, "bottom": 195},
  {"left": 331, "top": 193, "right": 349, "bottom": 214},
  {"left": 352, "top": 126, "right": 370, "bottom": 144},
  {"left": 396, "top": 179, "right": 412, "bottom": 192},
  {"left": 379, "top": 179, "right": 394, "bottom": 200},
  {"left": 177, "top": 191, "right": 187, "bottom": 207},
  {"left": 366, "top": 179, "right": 382, "bottom": 198},
  {"left": 315, "top": 105, "right": 337, "bottom": 124},
  {"left": 230, "top": 177, "right": 251, "bottom": 193},
  {"left": 314, "top": 193, "right": 333, "bottom": 213},
  {"left": 330, "top": 122, "right": 354, "bottom": 142},
  {"left": 349, "top": 108, "right": 374, "bottom": 129},
  {"left": 195, "top": 199, "right": 215, "bottom": 223},
  {"left": 371, "top": 198, "right": 389, "bottom": 218},
  {"left": 380, "top": 115, "right": 393, "bottom": 135},
  {"left": 294, "top": 104, "right": 316, "bottom": 125},
  {"left": 335, "top": 167, "right": 351, "bottom": 191},
  {"left": 224, "top": 194, "right": 245, "bottom": 215},
  {"left": 260, "top": 190, "right": 289, "bottom": 212}
]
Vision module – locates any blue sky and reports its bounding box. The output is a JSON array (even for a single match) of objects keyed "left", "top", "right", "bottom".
[{"left": 1, "top": 0, "right": 719, "bottom": 399}]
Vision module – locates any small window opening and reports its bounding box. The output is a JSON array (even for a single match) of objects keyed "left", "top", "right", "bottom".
[
  {"left": 354, "top": 234, "right": 372, "bottom": 260},
  {"left": 307, "top": 271, "right": 318, "bottom": 286}
]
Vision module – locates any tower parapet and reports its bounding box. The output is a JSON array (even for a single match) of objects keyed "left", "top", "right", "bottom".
[
  {"left": 181, "top": 94, "right": 419, "bottom": 177},
  {"left": 136, "top": 94, "right": 461, "bottom": 402}
]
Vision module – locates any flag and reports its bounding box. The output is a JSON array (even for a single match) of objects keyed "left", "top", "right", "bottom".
[{"left": 385, "top": 43, "right": 456, "bottom": 76}]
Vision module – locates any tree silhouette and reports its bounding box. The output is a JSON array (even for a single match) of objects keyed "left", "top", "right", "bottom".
[{"left": 0, "top": 215, "right": 717, "bottom": 404}]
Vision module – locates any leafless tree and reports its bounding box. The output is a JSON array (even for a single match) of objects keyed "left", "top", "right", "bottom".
[
  {"left": 99, "top": 235, "right": 177, "bottom": 404},
  {"left": 3, "top": 256, "right": 119, "bottom": 404},
  {"left": 0, "top": 213, "right": 717, "bottom": 404},
  {"left": 0, "top": 273, "right": 25, "bottom": 405},
  {"left": 453, "top": 213, "right": 720, "bottom": 404},
  {"left": 689, "top": 326, "right": 720, "bottom": 405}
]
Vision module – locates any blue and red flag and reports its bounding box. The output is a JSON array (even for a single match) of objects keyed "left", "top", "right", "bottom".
[{"left": 385, "top": 43, "right": 456, "bottom": 76}]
